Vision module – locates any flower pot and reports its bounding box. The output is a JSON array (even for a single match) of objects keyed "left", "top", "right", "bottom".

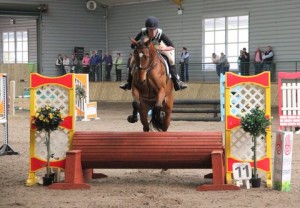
[
  {"left": 43, "top": 176, "right": 53, "bottom": 186},
  {"left": 251, "top": 177, "right": 261, "bottom": 188},
  {"left": 50, "top": 173, "right": 56, "bottom": 183}
]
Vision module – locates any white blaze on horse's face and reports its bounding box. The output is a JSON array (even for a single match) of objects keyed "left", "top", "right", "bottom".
[{"left": 139, "top": 52, "right": 143, "bottom": 68}]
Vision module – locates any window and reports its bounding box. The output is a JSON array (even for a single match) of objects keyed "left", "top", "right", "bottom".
[
  {"left": 204, "top": 15, "right": 249, "bottom": 70},
  {"left": 2, "top": 31, "right": 28, "bottom": 63}
]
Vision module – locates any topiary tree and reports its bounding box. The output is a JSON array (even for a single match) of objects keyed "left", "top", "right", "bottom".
[
  {"left": 32, "top": 105, "right": 63, "bottom": 184},
  {"left": 240, "top": 107, "right": 271, "bottom": 179}
]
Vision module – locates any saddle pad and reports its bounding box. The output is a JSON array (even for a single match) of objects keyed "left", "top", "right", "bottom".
[{"left": 157, "top": 53, "right": 171, "bottom": 78}]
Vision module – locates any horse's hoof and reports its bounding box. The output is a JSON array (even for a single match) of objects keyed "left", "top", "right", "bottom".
[
  {"left": 127, "top": 115, "right": 138, "bottom": 123},
  {"left": 143, "top": 126, "right": 150, "bottom": 132},
  {"left": 160, "top": 111, "right": 166, "bottom": 119}
]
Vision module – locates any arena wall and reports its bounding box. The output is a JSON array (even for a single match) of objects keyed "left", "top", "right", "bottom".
[{"left": 89, "top": 82, "right": 279, "bottom": 107}]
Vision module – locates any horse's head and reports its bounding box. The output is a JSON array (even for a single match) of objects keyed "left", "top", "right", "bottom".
[
  {"left": 130, "top": 37, "right": 156, "bottom": 85},
  {"left": 130, "top": 37, "right": 155, "bottom": 70}
]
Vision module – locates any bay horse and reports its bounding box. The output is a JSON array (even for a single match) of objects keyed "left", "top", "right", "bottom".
[{"left": 127, "top": 37, "right": 174, "bottom": 132}]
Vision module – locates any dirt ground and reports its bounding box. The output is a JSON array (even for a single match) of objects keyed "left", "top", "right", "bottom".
[{"left": 0, "top": 102, "right": 299, "bottom": 208}]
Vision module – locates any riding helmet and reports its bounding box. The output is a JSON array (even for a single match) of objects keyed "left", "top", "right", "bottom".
[{"left": 145, "top": 16, "right": 159, "bottom": 29}]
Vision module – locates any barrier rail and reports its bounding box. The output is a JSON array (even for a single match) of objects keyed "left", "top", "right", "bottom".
[
  {"left": 172, "top": 99, "right": 221, "bottom": 121},
  {"left": 49, "top": 131, "right": 239, "bottom": 191}
]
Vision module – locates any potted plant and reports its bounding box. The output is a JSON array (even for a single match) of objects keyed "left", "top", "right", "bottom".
[
  {"left": 240, "top": 107, "right": 271, "bottom": 188},
  {"left": 75, "top": 85, "right": 86, "bottom": 120},
  {"left": 32, "top": 105, "right": 63, "bottom": 186}
]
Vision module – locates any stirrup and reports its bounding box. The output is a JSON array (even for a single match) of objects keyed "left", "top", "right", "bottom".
[
  {"left": 179, "top": 81, "right": 188, "bottom": 90},
  {"left": 174, "top": 81, "right": 187, "bottom": 91},
  {"left": 119, "top": 83, "right": 129, "bottom": 90}
]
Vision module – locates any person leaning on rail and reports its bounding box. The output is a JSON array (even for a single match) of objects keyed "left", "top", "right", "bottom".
[{"left": 119, "top": 16, "right": 187, "bottom": 91}]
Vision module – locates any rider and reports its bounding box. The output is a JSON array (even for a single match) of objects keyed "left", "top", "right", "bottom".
[{"left": 119, "top": 16, "right": 188, "bottom": 91}]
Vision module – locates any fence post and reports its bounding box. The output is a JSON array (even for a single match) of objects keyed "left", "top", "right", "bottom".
[{"left": 9, "top": 80, "right": 15, "bottom": 116}]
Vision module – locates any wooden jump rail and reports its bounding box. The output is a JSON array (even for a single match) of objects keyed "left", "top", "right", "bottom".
[
  {"left": 172, "top": 99, "right": 221, "bottom": 121},
  {"left": 49, "top": 131, "right": 239, "bottom": 191}
]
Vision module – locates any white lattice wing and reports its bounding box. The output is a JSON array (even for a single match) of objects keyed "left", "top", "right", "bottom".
[
  {"left": 35, "top": 128, "right": 70, "bottom": 160},
  {"left": 230, "top": 128, "right": 266, "bottom": 161},
  {"left": 35, "top": 85, "right": 70, "bottom": 115},
  {"left": 230, "top": 84, "right": 265, "bottom": 117}
]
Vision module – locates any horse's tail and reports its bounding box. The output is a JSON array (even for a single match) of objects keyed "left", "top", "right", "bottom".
[{"left": 150, "top": 106, "right": 164, "bottom": 132}]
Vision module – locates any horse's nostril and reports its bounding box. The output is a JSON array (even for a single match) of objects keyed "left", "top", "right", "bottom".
[{"left": 139, "top": 79, "right": 146, "bottom": 84}]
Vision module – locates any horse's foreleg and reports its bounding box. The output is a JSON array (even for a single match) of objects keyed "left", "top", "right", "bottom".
[
  {"left": 155, "top": 88, "right": 166, "bottom": 108},
  {"left": 127, "top": 101, "right": 139, "bottom": 123},
  {"left": 127, "top": 87, "right": 140, "bottom": 123},
  {"left": 139, "top": 104, "right": 150, "bottom": 132}
]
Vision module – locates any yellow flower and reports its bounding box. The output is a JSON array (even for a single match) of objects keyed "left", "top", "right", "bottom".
[
  {"left": 35, "top": 112, "right": 40, "bottom": 117},
  {"left": 39, "top": 115, "right": 44, "bottom": 120},
  {"left": 49, "top": 113, "right": 53, "bottom": 119},
  {"left": 45, "top": 118, "right": 49, "bottom": 123}
]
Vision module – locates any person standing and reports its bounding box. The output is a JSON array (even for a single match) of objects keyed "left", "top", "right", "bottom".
[
  {"left": 219, "top": 52, "right": 230, "bottom": 75},
  {"left": 70, "top": 54, "right": 78, "bottom": 73},
  {"left": 262, "top": 46, "right": 274, "bottom": 72},
  {"left": 180, "top": 47, "right": 189, "bottom": 82},
  {"left": 237, "top": 50, "right": 242, "bottom": 73},
  {"left": 102, "top": 52, "right": 113, "bottom": 81},
  {"left": 56, "top": 54, "right": 64, "bottom": 75},
  {"left": 63, "top": 55, "right": 70, "bottom": 74},
  {"left": 125, "top": 53, "right": 133, "bottom": 84},
  {"left": 82, "top": 53, "right": 90, "bottom": 74},
  {"left": 114, "top": 53, "right": 123, "bottom": 81},
  {"left": 243, "top": 48, "right": 250, "bottom": 75},
  {"left": 254, "top": 47, "right": 263, "bottom": 74},
  {"left": 239, "top": 50, "right": 247, "bottom": 76},
  {"left": 90, "top": 51, "right": 101, "bottom": 81},
  {"left": 211, "top": 53, "right": 220, "bottom": 77}
]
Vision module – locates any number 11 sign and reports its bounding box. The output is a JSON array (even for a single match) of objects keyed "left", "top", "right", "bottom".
[{"left": 233, "top": 163, "right": 252, "bottom": 180}]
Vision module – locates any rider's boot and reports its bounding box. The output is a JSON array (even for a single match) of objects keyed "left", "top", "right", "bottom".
[
  {"left": 119, "top": 73, "right": 132, "bottom": 90},
  {"left": 170, "top": 65, "right": 188, "bottom": 91}
]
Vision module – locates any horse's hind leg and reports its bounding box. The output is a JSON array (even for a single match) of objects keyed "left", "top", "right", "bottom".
[{"left": 127, "top": 101, "right": 139, "bottom": 123}]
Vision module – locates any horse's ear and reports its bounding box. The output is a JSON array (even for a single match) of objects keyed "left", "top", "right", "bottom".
[
  {"left": 130, "top": 37, "right": 138, "bottom": 46},
  {"left": 143, "top": 37, "right": 150, "bottom": 45}
]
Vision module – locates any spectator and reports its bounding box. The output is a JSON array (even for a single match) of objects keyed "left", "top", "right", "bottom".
[
  {"left": 237, "top": 50, "right": 242, "bottom": 73},
  {"left": 262, "top": 46, "right": 274, "bottom": 72},
  {"left": 125, "top": 53, "right": 133, "bottom": 85},
  {"left": 70, "top": 54, "right": 78, "bottom": 73},
  {"left": 212, "top": 53, "right": 221, "bottom": 77},
  {"left": 243, "top": 48, "right": 250, "bottom": 75},
  {"left": 56, "top": 54, "right": 64, "bottom": 75},
  {"left": 63, "top": 55, "right": 70, "bottom": 74},
  {"left": 82, "top": 53, "right": 90, "bottom": 74},
  {"left": 90, "top": 51, "right": 101, "bottom": 81},
  {"left": 239, "top": 50, "right": 248, "bottom": 75},
  {"left": 102, "top": 52, "right": 113, "bottom": 81},
  {"left": 180, "top": 47, "right": 189, "bottom": 82},
  {"left": 254, "top": 47, "right": 263, "bottom": 75},
  {"left": 219, "top": 52, "right": 230, "bottom": 75},
  {"left": 114, "top": 53, "right": 123, "bottom": 81}
]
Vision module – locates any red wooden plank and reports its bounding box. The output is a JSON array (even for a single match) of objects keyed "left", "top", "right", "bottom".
[{"left": 71, "top": 131, "right": 223, "bottom": 169}]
